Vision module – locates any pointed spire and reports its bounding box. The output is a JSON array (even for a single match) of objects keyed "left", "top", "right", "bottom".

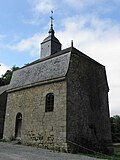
[
  {"left": 49, "top": 10, "right": 55, "bottom": 36},
  {"left": 71, "top": 40, "right": 73, "bottom": 48},
  {"left": 50, "top": 10, "right": 54, "bottom": 29},
  {"left": 41, "top": 11, "right": 61, "bottom": 59}
]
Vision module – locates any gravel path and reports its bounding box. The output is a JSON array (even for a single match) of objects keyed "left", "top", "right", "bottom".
[{"left": 0, "top": 142, "right": 107, "bottom": 160}]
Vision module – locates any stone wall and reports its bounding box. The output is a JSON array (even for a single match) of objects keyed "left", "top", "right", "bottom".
[
  {"left": 4, "top": 79, "right": 67, "bottom": 151},
  {"left": 0, "top": 92, "right": 7, "bottom": 139},
  {"left": 66, "top": 51, "right": 112, "bottom": 154},
  {"left": 3, "top": 49, "right": 112, "bottom": 154}
]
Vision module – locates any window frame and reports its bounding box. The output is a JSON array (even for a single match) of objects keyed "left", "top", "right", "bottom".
[{"left": 45, "top": 93, "right": 54, "bottom": 112}]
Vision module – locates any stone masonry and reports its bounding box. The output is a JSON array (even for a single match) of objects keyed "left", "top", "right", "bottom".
[
  {"left": 0, "top": 85, "right": 8, "bottom": 139},
  {"left": 66, "top": 49, "right": 112, "bottom": 154},
  {"left": 4, "top": 80, "right": 67, "bottom": 151},
  {"left": 3, "top": 24, "right": 113, "bottom": 154}
]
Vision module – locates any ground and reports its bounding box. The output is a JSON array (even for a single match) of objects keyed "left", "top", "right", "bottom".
[{"left": 0, "top": 142, "right": 107, "bottom": 160}]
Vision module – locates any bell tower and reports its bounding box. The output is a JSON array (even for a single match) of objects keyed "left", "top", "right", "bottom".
[{"left": 41, "top": 11, "right": 61, "bottom": 59}]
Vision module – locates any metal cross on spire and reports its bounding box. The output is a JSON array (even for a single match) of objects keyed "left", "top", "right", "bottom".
[
  {"left": 50, "top": 10, "right": 54, "bottom": 29},
  {"left": 48, "top": 10, "right": 55, "bottom": 35}
]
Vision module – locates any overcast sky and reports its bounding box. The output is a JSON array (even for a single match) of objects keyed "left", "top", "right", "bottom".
[{"left": 0, "top": 0, "right": 120, "bottom": 116}]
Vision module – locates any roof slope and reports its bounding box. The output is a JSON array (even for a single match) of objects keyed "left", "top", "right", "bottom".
[
  {"left": 8, "top": 52, "right": 71, "bottom": 91},
  {"left": 8, "top": 46, "right": 106, "bottom": 92},
  {"left": 0, "top": 85, "right": 9, "bottom": 95}
]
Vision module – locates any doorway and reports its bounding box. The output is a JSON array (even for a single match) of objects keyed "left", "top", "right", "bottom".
[{"left": 15, "top": 113, "right": 22, "bottom": 139}]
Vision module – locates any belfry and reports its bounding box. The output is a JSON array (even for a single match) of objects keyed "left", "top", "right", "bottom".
[{"left": 41, "top": 11, "right": 61, "bottom": 58}]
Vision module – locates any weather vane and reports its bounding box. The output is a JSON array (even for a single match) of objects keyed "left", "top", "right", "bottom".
[{"left": 50, "top": 10, "right": 54, "bottom": 29}]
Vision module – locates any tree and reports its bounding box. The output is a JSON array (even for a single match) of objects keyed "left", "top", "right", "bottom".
[
  {"left": 0, "top": 65, "right": 19, "bottom": 86},
  {"left": 110, "top": 115, "right": 120, "bottom": 142}
]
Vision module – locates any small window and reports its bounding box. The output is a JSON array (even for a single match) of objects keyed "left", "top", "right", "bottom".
[{"left": 45, "top": 93, "right": 54, "bottom": 112}]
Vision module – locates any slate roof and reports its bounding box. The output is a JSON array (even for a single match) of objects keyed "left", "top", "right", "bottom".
[
  {"left": 0, "top": 85, "right": 9, "bottom": 95},
  {"left": 8, "top": 46, "right": 104, "bottom": 92},
  {"left": 42, "top": 35, "right": 61, "bottom": 44},
  {"left": 8, "top": 51, "right": 71, "bottom": 91}
]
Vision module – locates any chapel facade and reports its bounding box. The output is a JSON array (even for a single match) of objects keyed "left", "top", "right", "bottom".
[{"left": 2, "top": 20, "right": 113, "bottom": 154}]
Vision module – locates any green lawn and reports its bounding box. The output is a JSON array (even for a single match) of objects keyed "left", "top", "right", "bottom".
[
  {"left": 113, "top": 144, "right": 120, "bottom": 159},
  {"left": 79, "top": 145, "right": 120, "bottom": 160}
]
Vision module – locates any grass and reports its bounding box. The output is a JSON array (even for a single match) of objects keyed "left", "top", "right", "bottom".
[
  {"left": 113, "top": 144, "right": 120, "bottom": 159},
  {"left": 78, "top": 145, "right": 120, "bottom": 160},
  {"left": 93, "top": 146, "right": 120, "bottom": 160}
]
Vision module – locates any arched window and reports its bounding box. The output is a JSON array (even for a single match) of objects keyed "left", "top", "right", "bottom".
[
  {"left": 15, "top": 113, "right": 22, "bottom": 139},
  {"left": 45, "top": 93, "right": 54, "bottom": 112}
]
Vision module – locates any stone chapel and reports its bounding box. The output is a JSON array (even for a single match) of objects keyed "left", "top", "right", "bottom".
[{"left": 1, "top": 18, "right": 113, "bottom": 154}]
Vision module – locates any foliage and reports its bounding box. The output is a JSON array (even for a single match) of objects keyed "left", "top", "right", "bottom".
[
  {"left": 0, "top": 65, "right": 19, "bottom": 86},
  {"left": 110, "top": 115, "right": 120, "bottom": 143},
  {"left": 114, "top": 145, "right": 120, "bottom": 157}
]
